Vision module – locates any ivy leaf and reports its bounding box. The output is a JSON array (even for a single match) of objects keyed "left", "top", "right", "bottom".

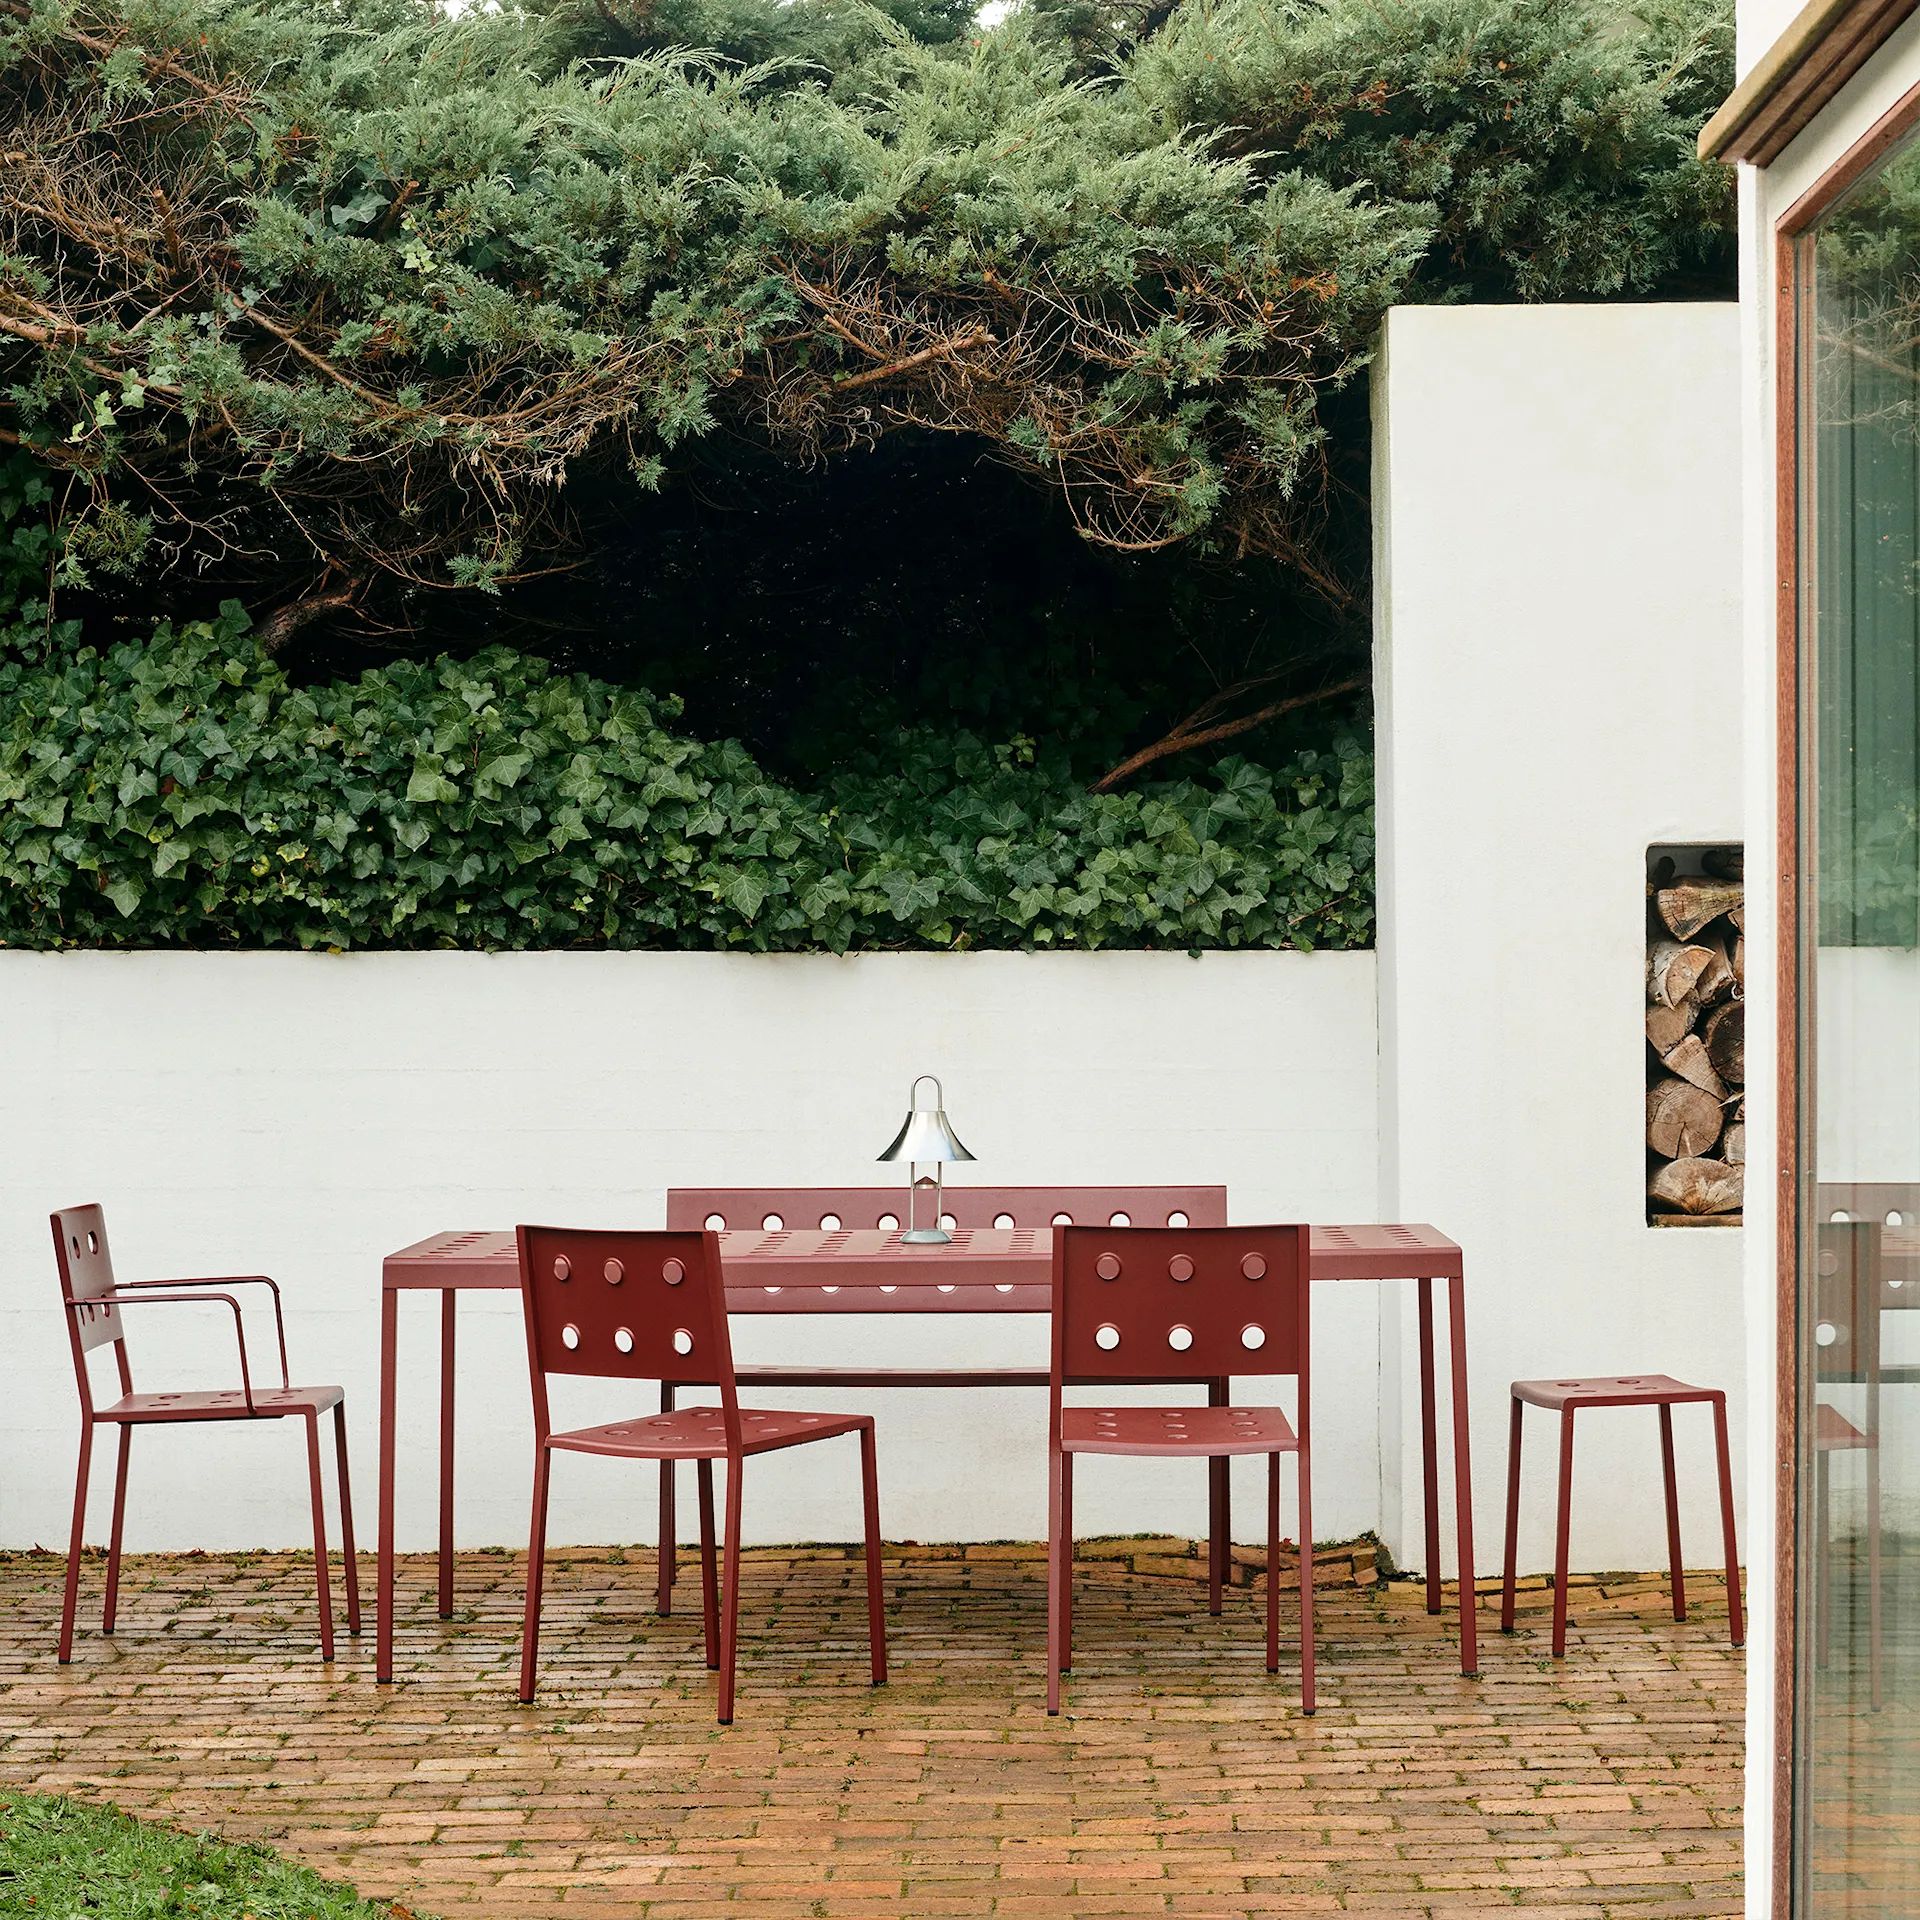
[
  {"left": 406, "top": 755, "right": 460, "bottom": 805},
  {"left": 717, "top": 866, "right": 768, "bottom": 921}
]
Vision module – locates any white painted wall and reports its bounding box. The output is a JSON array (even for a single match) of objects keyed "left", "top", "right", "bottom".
[
  {"left": 1373, "top": 304, "right": 1747, "bottom": 1583},
  {"left": 0, "top": 950, "right": 1379, "bottom": 1553}
]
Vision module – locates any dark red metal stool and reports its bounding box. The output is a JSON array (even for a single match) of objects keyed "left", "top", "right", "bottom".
[{"left": 1499, "top": 1374, "right": 1742, "bottom": 1657}]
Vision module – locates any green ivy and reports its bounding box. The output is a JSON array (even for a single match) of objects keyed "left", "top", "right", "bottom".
[{"left": 0, "top": 612, "right": 1372, "bottom": 953}]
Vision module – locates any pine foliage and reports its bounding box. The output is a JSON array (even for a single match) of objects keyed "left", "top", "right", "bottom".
[{"left": 0, "top": 0, "right": 1733, "bottom": 612}]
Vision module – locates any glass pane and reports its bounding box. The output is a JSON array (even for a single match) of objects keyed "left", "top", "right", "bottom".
[{"left": 1801, "top": 131, "right": 1920, "bottom": 1915}]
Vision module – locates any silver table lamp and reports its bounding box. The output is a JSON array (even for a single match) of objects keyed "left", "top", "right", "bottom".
[{"left": 877, "top": 1074, "right": 975, "bottom": 1243}]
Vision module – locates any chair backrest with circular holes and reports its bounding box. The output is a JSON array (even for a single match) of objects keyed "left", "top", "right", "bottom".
[
  {"left": 51, "top": 1204, "right": 124, "bottom": 1358},
  {"left": 516, "top": 1226, "right": 732, "bottom": 1391},
  {"left": 667, "top": 1187, "right": 1227, "bottom": 1236},
  {"left": 1051, "top": 1224, "right": 1306, "bottom": 1386}
]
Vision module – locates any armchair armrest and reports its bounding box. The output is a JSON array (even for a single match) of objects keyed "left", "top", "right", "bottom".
[
  {"left": 111, "top": 1275, "right": 289, "bottom": 1386},
  {"left": 95, "top": 1290, "right": 261, "bottom": 1413}
]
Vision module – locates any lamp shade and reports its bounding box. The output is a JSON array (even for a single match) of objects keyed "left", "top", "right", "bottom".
[{"left": 877, "top": 1076, "right": 975, "bottom": 1164}]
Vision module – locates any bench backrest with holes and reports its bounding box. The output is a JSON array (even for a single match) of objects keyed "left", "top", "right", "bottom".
[
  {"left": 664, "top": 1189, "right": 1226, "bottom": 1317},
  {"left": 667, "top": 1187, "right": 1226, "bottom": 1235}
]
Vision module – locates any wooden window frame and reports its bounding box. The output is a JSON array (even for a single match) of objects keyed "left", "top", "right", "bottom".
[{"left": 1771, "top": 74, "right": 1920, "bottom": 1917}]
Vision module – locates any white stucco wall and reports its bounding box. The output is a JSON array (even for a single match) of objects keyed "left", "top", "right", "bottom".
[
  {"left": 1372, "top": 304, "right": 1747, "bottom": 1585},
  {"left": 0, "top": 949, "right": 1380, "bottom": 1554}
]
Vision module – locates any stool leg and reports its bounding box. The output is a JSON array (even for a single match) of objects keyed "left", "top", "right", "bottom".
[
  {"left": 1551, "top": 1409, "right": 1575, "bottom": 1659},
  {"left": 1710, "top": 1393, "right": 1743, "bottom": 1649},
  {"left": 1658, "top": 1404, "right": 1687, "bottom": 1623},
  {"left": 1500, "top": 1396, "right": 1523, "bottom": 1633}
]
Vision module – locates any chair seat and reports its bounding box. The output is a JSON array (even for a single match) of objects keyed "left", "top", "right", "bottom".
[
  {"left": 98, "top": 1384, "right": 344, "bottom": 1422},
  {"left": 1512, "top": 1374, "right": 1711, "bottom": 1411},
  {"left": 550, "top": 1407, "right": 869, "bottom": 1459},
  {"left": 1060, "top": 1405, "right": 1298, "bottom": 1457},
  {"left": 1815, "top": 1401, "right": 1871, "bottom": 1451}
]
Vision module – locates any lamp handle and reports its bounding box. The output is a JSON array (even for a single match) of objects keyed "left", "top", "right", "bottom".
[{"left": 910, "top": 1073, "right": 943, "bottom": 1110}]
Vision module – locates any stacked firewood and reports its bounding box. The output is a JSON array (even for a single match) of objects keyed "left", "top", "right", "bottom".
[{"left": 1647, "top": 849, "right": 1744, "bottom": 1223}]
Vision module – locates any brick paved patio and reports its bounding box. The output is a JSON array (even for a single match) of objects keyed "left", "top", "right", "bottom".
[{"left": 0, "top": 1544, "right": 1742, "bottom": 1918}]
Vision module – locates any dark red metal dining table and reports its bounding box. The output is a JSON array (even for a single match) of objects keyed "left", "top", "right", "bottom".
[{"left": 375, "top": 1221, "right": 1475, "bottom": 1680}]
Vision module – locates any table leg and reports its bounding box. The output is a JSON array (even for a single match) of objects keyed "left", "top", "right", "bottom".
[
  {"left": 1209, "top": 1378, "right": 1229, "bottom": 1616},
  {"left": 658, "top": 1381, "right": 676, "bottom": 1616},
  {"left": 439, "top": 1289, "right": 457, "bottom": 1619},
  {"left": 377, "top": 1286, "right": 398, "bottom": 1684},
  {"left": 1447, "top": 1272, "right": 1479, "bottom": 1678},
  {"left": 1418, "top": 1277, "right": 1441, "bottom": 1615}
]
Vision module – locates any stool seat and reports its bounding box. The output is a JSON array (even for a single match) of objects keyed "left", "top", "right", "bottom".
[
  {"left": 1512, "top": 1374, "right": 1711, "bottom": 1411},
  {"left": 1501, "top": 1371, "right": 1742, "bottom": 1657}
]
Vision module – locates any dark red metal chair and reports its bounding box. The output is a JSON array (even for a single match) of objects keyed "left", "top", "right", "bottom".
[
  {"left": 515, "top": 1225, "right": 887, "bottom": 1722},
  {"left": 52, "top": 1203, "right": 358, "bottom": 1663},
  {"left": 1499, "top": 1375, "right": 1743, "bottom": 1657},
  {"left": 1046, "top": 1223, "right": 1313, "bottom": 1716}
]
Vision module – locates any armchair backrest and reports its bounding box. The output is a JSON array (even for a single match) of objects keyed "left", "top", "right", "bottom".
[
  {"left": 51, "top": 1205, "right": 129, "bottom": 1406},
  {"left": 516, "top": 1226, "right": 739, "bottom": 1443}
]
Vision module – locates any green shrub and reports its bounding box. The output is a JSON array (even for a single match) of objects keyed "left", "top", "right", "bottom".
[{"left": 0, "top": 612, "right": 1372, "bottom": 953}]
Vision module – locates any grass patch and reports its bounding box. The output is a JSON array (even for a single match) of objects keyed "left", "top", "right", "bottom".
[{"left": 0, "top": 1792, "right": 418, "bottom": 1919}]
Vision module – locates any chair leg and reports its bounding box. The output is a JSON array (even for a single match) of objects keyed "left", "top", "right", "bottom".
[
  {"left": 718, "top": 1457, "right": 745, "bottom": 1725},
  {"left": 59, "top": 1422, "right": 95, "bottom": 1663},
  {"left": 1060, "top": 1451, "right": 1074, "bottom": 1673},
  {"left": 1659, "top": 1404, "right": 1687, "bottom": 1624},
  {"left": 858, "top": 1424, "right": 887, "bottom": 1686},
  {"left": 696, "top": 1458, "right": 720, "bottom": 1670},
  {"left": 1208, "top": 1380, "right": 1228, "bottom": 1618},
  {"left": 103, "top": 1425, "right": 132, "bottom": 1634},
  {"left": 659, "top": 1377, "right": 677, "bottom": 1616},
  {"left": 1297, "top": 1441, "right": 1315, "bottom": 1716},
  {"left": 1500, "top": 1396, "right": 1523, "bottom": 1633},
  {"left": 334, "top": 1403, "right": 362, "bottom": 1635},
  {"left": 1046, "top": 1445, "right": 1067, "bottom": 1717},
  {"left": 304, "top": 1413, "right": 335, "bottom": 1662},
  {"left": 1710, "top": 1394, "right": 1743, "bottom": 1650},
  {"left": 1551, "top": 1410, "right": 1576, "bottom": 1660},
  {"left": 659, "top": 1461, "right": 676, "bottom": 1617},
  {"left": 518, "top": 1446, "right": 554, "bottom": 1703},
  {"left": 1265, "top": 1451, "right": 1279, "bottom": 1674}
]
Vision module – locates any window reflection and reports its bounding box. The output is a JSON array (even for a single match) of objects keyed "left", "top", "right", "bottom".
[{"left": 1803, "top": 132, "right": 1920, "bottom": 1915}]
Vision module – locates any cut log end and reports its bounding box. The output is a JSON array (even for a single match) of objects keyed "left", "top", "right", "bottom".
[
  {"left": 1650, "top": 1156, "right": 1743, "bottom": 1215},
  {"left": 1656, "top": 878, "right": 1744, "bottom": 941},
  {"left": 1648, "top": 940, "right": 1713, "bottom": 1010},
  {"left": 1648, "top": 1076, "right": 1724, "bottom": 1159}
]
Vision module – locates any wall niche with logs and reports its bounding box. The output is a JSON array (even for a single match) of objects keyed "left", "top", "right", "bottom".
[{"left": 1646, "top": 845, "right": 1744, "bottom": 1225}]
